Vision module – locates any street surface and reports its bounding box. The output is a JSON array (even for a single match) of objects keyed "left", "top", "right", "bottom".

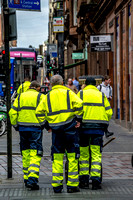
[{"left": 0, "top": 120, "right": 133, "bottom": 199}]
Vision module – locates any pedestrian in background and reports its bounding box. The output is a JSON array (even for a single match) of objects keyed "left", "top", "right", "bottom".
[
  {"left": 73, "top": 77, "right": 79, "bottom": 90},
  {"left": 66, "top": 78, "right": 78, "bottom": 94},
  {"left": 9, "top": 81, "right": 46, "bottom": 190},
  {"left": 17, "top": 76, "right": 31, "bottom": 95},
  {"left": 77, "top": 77, "right": 113, "bottom": 190},
  {"left": 97, "top": 75, "right": 112, "bottom": 102},
  {"left": 97, "top": 76, "right": 113, "bottom": 137},
  {"left": 36, "top": 75, "right": 83, "bottom": 193}
]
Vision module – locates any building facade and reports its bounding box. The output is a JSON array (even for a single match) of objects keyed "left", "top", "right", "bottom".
[{"left": 63, "top": 0, "right": 133, "bottom": 130}]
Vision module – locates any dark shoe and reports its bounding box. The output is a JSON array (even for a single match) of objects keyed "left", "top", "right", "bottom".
[
  {"left": 53, "top": 186, "right": 63, "bottom": 193},
  {"left": 67, "top": 187, "right": 80, "bottom": 193},
  {"left": 105, "top": 131, "right": 114, "bottom": 138},
  {"left": 27, "top": 183, "right": 39, "bottom": 190},
  {"left": 92, "top": 180, "right": 101, "bottom": 190},
  {"left": 79, "top": 182, "right": 89, "bottom": 189}
]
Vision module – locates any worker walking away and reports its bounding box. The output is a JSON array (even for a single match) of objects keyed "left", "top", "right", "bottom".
[
  {"left": 9, "top": 81, "right": 46, "bottom": 190},
  {"left": 77, "top": 77, "right": 113, "bottom": 190},
  {"left": 36, "top": 75, "right": 83, "bottom": 193},
  {"left": 17, "top": 75, "right": 31, "bottom": 94}
]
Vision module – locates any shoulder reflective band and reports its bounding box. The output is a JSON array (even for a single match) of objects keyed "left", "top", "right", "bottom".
[
  {"left": 37, "top": 93, "right": 42, "bottom": 107},
  {"left": 80, "top": 90, "right": 83, "bottom": 100},
  {"left": 18, "top": 94, "right": 21, "bottom": 111},
  {"left": 47, "top": 93, "right": 52, "bottom": 112},
  {"left": 67, "top": 90, "right": 70, "bottom": 109}
]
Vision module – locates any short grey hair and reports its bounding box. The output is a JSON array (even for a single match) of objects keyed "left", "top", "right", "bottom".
[{"left": 50, "top": 75, "right": 63, "bottom": 86}]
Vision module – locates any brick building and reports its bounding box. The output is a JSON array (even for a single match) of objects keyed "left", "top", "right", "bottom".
[{"left": 63, "top": 0, "right": 133, "bottom": 130}]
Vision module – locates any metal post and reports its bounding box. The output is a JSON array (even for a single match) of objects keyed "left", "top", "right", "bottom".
[{"left": 3, "top": 1, "right": 12, "bottom": 179}]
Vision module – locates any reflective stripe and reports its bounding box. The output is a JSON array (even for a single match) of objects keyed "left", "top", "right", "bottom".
[
  {"left": 29, "top": 164, "right": 40, "bottom": 169},
  {"left": 12, "top": 106, "right": 18, "bottom": 111},
  {"left": 52, "top": 173, "right": 63, "bottom": 176},
  {"left": 40, "top": 120, "right": 46, "bottom": 125},
  {"left": 47, "top": 90, "right": 72, "bottom": 116},
  {"left": 68, "top": 172, "right": 78, "bottom": 175},
  {"left": 47, "top": 109, "right": 73, "bottom": 116},
  {"left": 47, "top": 93, "right": 52, "bottom": 112},
  {"left": 23, "top": 167, "right": 28, "bottom": 171},
  {"left": 37, "top": 93, "right": 42, "bottom": 107},
  {"left": 84, "top": 103, "right": 103, "bottom": 106},
  {"left": 76, "top": 115, "right": 82, "bottom": 119},
  {"left": 75, "top": 107, "right": 83, "bottom": 111},
  {"left": 24, "top": 172, "right": 28, "bottom": 176},
  {"left": 67, "top": 90, "right": 70, "bottom": 109},
  {"left": 82, "top": 120, "right": 109, "bottom": 124},
  {"left": 52, "top": 180, "right": 63, "bottom": 184},
  {"left": 80, "top": 167, "right": 89, "bottom": 171},
  {"left": 80, "top": 91, "right": 83, "bottom": 100},
  {"left": 19, "top": 106, "right": 36, "bottom": 110},
  {"left": 68, "top": 178, "right": 79, "bottom": 182},
  {"left": 36, "top": 114, "right": 45, "bottom": 117},
  {"left": 49, "top": 117, "right": 74, "bottom": 127},
  {"left": 79, "top": 161, "right": 89, "bottom": 164},
  {"left": 18, "top": 94, "right": 21, "bottom": 111},
  {"left": 28, "top": 170, "right": 39, "bottom": 176},
  {"left": 91, "top": 169, "right": 101, "bottom": 173},
  {"left": 105, "top": 106, "right": 111, "bottom": 110},
  {"left": 18, "top": 122, "right": 40, "bottom": 126},
  {"left": 91, "top": 162, "right": 101, "bottom": 166}
]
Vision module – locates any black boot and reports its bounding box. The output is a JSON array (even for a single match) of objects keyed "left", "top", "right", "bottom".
[
  {"left": 92, "top": 180, "right": 102, "bottom": 190},
  {"left": 79, "top": 182, "right": 89, "bottom": 189},
  {"left": 27, "top": 183, "right": 40, "bottom": 190},
  {"left": 67, "top": 187, "right": 80, "bottom": 193}
]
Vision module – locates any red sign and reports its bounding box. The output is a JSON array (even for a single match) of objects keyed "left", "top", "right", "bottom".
[{"left": 14, "top": 0, "right": 20, "bottom": 4}]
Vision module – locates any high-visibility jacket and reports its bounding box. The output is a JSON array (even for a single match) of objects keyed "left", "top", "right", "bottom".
[
  {"left": 36, "top": 85, "right": 83, "bottom": 127},
  {"left": 17, "top": 81, "right": 31, "bottom": 94},
  {"left": 77, "top": 85, "right": 113, "bottom": 129},
  {"left": 9, "top": 89, "right": 46, "bottom": 127}
]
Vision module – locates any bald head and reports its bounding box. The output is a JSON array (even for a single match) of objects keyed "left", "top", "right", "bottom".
[{"left": 50, "top": 75, "right": 63, "bottom": 86}]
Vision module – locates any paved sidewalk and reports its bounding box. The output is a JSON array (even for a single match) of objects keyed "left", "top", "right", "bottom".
[{"left": 0, "top": 120, "right": 133, "bottom": 199}]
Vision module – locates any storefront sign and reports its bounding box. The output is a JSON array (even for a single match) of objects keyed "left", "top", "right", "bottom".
[{"left": 90, "top": 35, "right": 112, "bottom": 52}]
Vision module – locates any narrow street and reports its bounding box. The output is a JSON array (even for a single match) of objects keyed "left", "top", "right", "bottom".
[{"left": 0, "top": 120, "right": 133, "bottom": 199}]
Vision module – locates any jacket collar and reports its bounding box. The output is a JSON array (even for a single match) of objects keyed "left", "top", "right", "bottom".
[
  {"left": 52, "top": 85, "right": 71, "bottom": 90},
  {"left": 83, "top": 85, "right": 99, "bottom": 91}
]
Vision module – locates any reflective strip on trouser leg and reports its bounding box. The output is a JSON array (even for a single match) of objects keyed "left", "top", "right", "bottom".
[
  {"left": 28, "top": 149, "right": 41, "bottom": 179},
  {"left": 79, "top": 146, "right": 89, "bottom": 176},
  {"left": 22, "top": 149, "right": 30, "bottom": 181},
  {"left": 52, "top": 153, "right": 64, "bottom": 188},
  {"left": 67, "top": 153, "right": 79, "bottom": 187},
  {"left": 90, "top": 145, "right": 102, "bottom": 178}
]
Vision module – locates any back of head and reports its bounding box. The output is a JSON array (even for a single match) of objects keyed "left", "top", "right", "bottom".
[
  {"left": 29, "top": 81, "right": 40, "bottom": 89},
  {"left": 25, "top": 75, "right": 31, "bottom": 82},
  {"left": 50, "top": 75, "right": 63, "bottom": 87},
  {"left": 85, "top": 77, "right": 96, "bottom": 86}
]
